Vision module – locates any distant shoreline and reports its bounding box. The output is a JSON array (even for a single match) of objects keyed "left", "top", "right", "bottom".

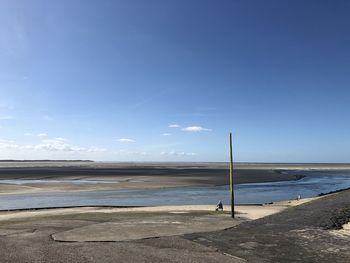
[
  {"left": 1, "top": 160, "right": 350, "bottom": 165},
  {"left": 0, "top": 160, "right": 94, "bottom": 162}
]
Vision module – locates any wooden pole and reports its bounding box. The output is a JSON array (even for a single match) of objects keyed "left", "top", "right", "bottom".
[{"left": 229, "top": 132, "right": 235, "bottom": 218}]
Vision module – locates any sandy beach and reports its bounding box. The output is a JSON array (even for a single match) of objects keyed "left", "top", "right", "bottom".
[{"left": 0, "top": 197, "right": 316, "bottom": 223}]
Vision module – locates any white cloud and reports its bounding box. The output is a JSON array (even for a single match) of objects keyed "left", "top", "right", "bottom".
[
  {"left": 0, "top": 139, "right": 19, "bottom": 149},
  {"left": 168, "top": 124, "right": 181, "bottom": 128},
  {"left": 29, "top": 138, "right": 79, "bottom": 152},
  {"left": 116, "top": 138, "right": 135, "bottom": 143},
  {"left": 25, "top": 132, "right": 51, "bottom": 137},
  {"left": 86, "top": 147, "right": 107, "bottom": 153},
  {"left": 181, "top": 126, "right": 211, "bottom": 132},
  {"left": 54, "top": 137, "right": 68, "bottom": 142},
  {"left": 0, "top": 138, "right": 106, "bottom": 153},
  {"left": 160, "top": 151, "right": 197, "bottom": 156},
  {"left": 0, "top": 135, "right": 108, "bottom": 161},
  {"left": 114, "top": 150, "right": 147, "bottom": 156},
  {"left": 0, "top": 139, "right": 16, "bottom": 143},
  {"left": 162, "top": 133, "right": 171, "bottom": 136}
]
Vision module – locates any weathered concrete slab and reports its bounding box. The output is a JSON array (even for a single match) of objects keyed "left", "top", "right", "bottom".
[{"left": 52, "top": 215, "right": 240, "bottom": 242}]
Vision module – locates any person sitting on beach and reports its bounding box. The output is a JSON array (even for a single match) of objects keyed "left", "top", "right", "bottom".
[{"left": 216, "top": 200, "right": 223, "bottom": 211}]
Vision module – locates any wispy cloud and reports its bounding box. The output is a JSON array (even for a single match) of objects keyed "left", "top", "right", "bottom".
[
  {"left": 116, "top": 138, "right": 136, "bottom": 143},
  {"left": 162, "top": 133, "right": 171, "bottom": 136},
  {"left": 160, "top": 151, "right": 196, "bottom": 156},
  {"left": 54, "top": 137, "right": 68, "bottom": 142},
  {"left": 24, "top": 132, "right": 49, "bottom": 137},
  {"left": 0, "top": 139, "right": 18, "bottom": 149},
  {"left": 32, "top": 138, "right": 76, "bottom": 152},
  {"left": 0, "top": 139, "right": 16, "bottom": 143},
  {"left": 168, "top": 124, "right": 181, "bottom": 128},
  {"left": 0, "top": 138, "right": 106, "bottom": 153},
  {"left": 181, "top": 126, "right": 211, "bottom": 132},
  {"left": 114, "top": 150, "right": 147, "bottom": 156}
]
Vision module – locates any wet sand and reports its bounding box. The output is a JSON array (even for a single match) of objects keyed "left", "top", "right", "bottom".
[{"left": 1, "top": 162, "right": 343, "bottom": 195}]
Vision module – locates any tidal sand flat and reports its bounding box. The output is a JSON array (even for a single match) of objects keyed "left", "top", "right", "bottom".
[
  {"left": 1, "top": 162, "right": 350, "bottom": 210},
  {"left": 0, "top": 161, "right": 345, "bottom": 195}
]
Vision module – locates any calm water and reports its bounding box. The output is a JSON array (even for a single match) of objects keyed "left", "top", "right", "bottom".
[{"left": 1, "top": 171, "right": 350, "bottom": 210}]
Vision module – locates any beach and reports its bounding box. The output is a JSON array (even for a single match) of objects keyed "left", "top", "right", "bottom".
[
  {"left": 0, "top": 162, "right": 349, "bottom": 262},
  {"left": 1, "top": 162, "right": 349, "bottom": 195}
]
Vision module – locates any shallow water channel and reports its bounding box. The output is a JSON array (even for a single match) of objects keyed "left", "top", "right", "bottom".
[{"left": 1, "top": 171, "right": 350, "bottom": 210}]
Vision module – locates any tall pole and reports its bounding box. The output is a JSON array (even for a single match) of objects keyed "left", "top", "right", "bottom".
[{"left": 229, "top": 132, "right": 235, "bottom": 218}]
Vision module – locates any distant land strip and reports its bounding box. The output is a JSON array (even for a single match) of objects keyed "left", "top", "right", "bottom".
[{"left": 0, "top": 160, "right": 94, "bottom": 162}]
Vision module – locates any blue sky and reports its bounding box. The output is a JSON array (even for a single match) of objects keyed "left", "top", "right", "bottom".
[{"left": 0, "top": 0, "right": 349, "bottom": 162}]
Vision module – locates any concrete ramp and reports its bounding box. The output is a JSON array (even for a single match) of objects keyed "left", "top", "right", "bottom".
[{"left": 52, "top": 216, "right": 239, "bottom": 242}]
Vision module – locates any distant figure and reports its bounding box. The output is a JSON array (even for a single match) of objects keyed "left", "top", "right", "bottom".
[
  {"left": 297, "top": 195, "right": 301, "bottom": 201},
  {"left": 216, "top": 200, "right": 223, "bottom": 211}
]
